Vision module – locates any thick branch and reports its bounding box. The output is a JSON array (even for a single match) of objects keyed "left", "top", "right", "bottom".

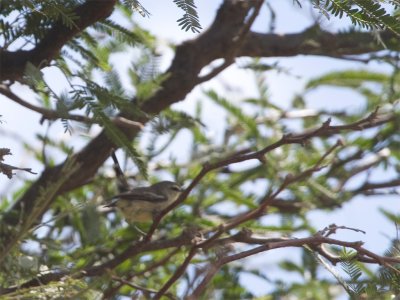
[
  {"left": 141, "top": 0, "right": 261, "bottom": 114},
  {"left": 240, "top": 26, "right": 400, "bottom": 58},
  {"left": 354, "top": 178, "right": 400, "bottom": 193},
  {"left": 3, "top": 0, "right": 396, "bottom": 231},
  {"left": 3, "top": 224, "right": 400, "bottom": 295},
  {"left": 1, "top": 0, "right": 399, "bottom": 275},
  {"left": 1, "top": 0, "right": 262, "bottom": 259},
  {"left": 0, "top": 0, "right": 117, "bottom": 81}
]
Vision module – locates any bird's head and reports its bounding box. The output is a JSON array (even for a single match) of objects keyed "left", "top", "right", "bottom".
[{"left": 152, "top": 181, "right": 183, "bottom": 202}]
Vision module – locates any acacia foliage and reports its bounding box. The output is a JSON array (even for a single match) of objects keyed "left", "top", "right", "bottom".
[{"left": 0, "top": 0, "right": 400, "bottom": 299}]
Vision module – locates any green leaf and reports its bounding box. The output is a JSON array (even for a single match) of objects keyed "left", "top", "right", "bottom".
[
  {"left": 173, "top": 0, "right": 202, "bottom": 33},
  {"left": 306, "top": 70, "right": 390, "bottom": 90}
]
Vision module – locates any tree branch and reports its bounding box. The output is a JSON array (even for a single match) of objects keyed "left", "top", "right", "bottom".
[
  {"left": 153, "top": 247, "right": 198, "bottom": 300},
  {"left": 0, "top": 84, "right": 93, "bottom": 123},
  {"left": 354, "top": 178, "right": 400, "bottom": 193},
  {"left": 240, "top": 26, "right": 400, "bottom": 59},
  {"left": 0, "top": 84, "right": 144, "bottom": 129},
  {"left": 3, "top": 223, "right": 400, "bottom": 295},
  {"left": 0, "top": 0, "right": 265, "bottom": 261},
  {"left": 102, "top": 248, "right": 180, "bottom": 299},
  {"left": 0, "top": 148, "right": 37, "bottom": 179},
  {"left": 188, "top": 226, "right": 400, "bottom": 298},
  {"left": 1, "top": 0, "right": 398, "bottom": 278},
  {"left": 0, "top": 0, "right": 118, "bottom": 81}
]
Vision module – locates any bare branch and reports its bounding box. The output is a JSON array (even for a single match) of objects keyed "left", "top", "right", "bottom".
[
  {"left": 153, "top": 247, "right": 198, "bottom": 300},
  {"left": 101, "top": 248, "right": 180, "bottom": 299},
  {"left": 144, "top": 109, "right": 393, "bottom": 242},
  {"left": 0, "top": 148, "right": 37, "bottom": 178},
  {"left": 354, "top": 178, "right": 400, "bottom": 193},
  {"left": 0, "top": 162, "right": 37, "bottom": 179},
  {"left": 111, "top": 275, "right": 176, "bottom": 300},
  {"left": 0, "top": 85, "right": 144, "bottom": 129},
  {"left": 240, "top": 26, "right": 400, "bottom": 59},
  {"left": 188, "top": 227, "right": 400, "bottom": 298},
  {"left": 196, "top": 0, "right": 264, "bottom": 83},
  {"left": 0, "top": 84, "right": 92, "bottom": 123}
]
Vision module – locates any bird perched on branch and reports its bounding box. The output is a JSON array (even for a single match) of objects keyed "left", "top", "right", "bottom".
[
  {"left": 105, "top": 151, "right": 183, "bottom": 223},
  {"left": 105, "top": 181, "right": 182, "bottom": 223}
]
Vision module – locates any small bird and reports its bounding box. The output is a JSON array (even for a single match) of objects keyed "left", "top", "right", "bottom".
[{"left": 105, "top": 181, "right": 183, "bottom": 223}]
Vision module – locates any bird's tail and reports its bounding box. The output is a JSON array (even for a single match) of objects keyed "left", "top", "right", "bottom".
[{"left": 111, "top": 150, "right": 130, "bottom": 192}]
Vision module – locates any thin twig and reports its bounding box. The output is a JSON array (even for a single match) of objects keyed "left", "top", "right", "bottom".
[
  {"left": 144, "top": 109, "right": 391, "bottom": 242},
  {"left": 102, "top": 248, "right": 180, "bottom": 299},
  {"left": 197, "top": 0, "right": 264, "bottom": 83},
  {"left": 153, "top": 247, "right": 198, "bottom": 300},
  {"left": 111, "top": 276, "right": 176, "bottom": 300},
  {"left": 0, "top": 85, "right": 143, "bottom": 129}
]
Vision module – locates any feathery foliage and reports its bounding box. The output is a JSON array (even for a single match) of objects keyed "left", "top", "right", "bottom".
[
  {"left": 173, "top": 0, "right": 202, "bottom": 33},
  {"left": 2, "top": 0, "right": 400, "bottom": 299},
  {"left": 121, "top": 0, "right": 202, "bottom": 32},
  {"left": 122, "top": 0, "right": 151, "bottom": 17},
  {"left": 313, "top": 0, "right": 400, "bottom": 35}
]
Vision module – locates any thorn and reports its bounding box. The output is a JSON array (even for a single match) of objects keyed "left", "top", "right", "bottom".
[
  {"left": 322, "top": 118, "right": 331, "bottom": 127},
  {"left": 337, "top": 137, "right": 345, "bottom": 146}
]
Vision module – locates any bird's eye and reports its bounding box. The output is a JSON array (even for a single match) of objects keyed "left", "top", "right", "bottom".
[{"left": 171, "top": 185, "right": 181, "bottom": 191}]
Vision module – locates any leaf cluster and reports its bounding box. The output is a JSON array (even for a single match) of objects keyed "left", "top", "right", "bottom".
[
  {"left": 312, "top": 0, "right": 400, "bottom": 35},
  {"left": 121, "top": 0, "right": 202, "bottom": 32}
]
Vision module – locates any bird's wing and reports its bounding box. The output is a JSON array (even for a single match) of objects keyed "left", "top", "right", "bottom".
[{"left": 104, "top": 190, "right": 167, "bottom": 207}]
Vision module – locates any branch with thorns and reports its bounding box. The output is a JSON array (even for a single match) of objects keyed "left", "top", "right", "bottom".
[
  {"left": 1, "top": 108, "right": 399, "bottom": 296},
  {"left": 0, "top": 148, "right": 36, "bottom": 179}
]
